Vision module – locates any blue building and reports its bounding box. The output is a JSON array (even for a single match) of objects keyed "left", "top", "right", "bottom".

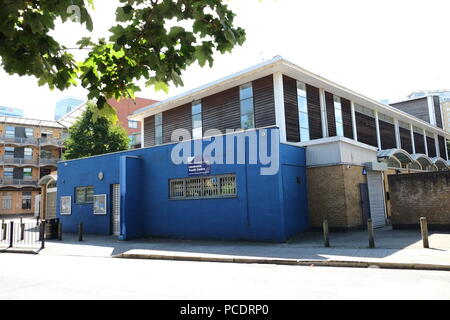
[
  {"left": 57, "top": 128, "right": 309, "bottom": 242},
  {"left": 55, "top": 97, "right": 85, "bottom": 121},
  {"left": 56, "top": 56, "right": 450, "bottom": 240}
]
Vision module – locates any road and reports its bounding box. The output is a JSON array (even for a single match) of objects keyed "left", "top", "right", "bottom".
[{"left": 0, "top": 253, "right": 449, "bottom": 300}]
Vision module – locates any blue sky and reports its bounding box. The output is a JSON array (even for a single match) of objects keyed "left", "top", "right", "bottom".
[{"left": 0, "top": 0, "right": 449, "bottom": 120}]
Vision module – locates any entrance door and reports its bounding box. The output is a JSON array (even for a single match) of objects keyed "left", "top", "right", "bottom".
[
  {"left": 359, "top": 183, "right": 370, "bottom": 226},
  {"left": 112, "top": 184, "right": 120, "bottom": 236},
  {"left": 366, "top": 171, "right": 387, "bottom": 228}
]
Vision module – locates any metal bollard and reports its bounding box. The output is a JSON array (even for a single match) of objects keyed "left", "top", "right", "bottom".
[
  {"left": 58, "top": 222, "right": 62, "bottom": 241},
  {"left": 323, "top": 220, "right": 330, "bottom": 248},
  {"left": 9, "top": 221, "right": 14, "bottom": 248},
  {"left": 367, "top": 219, "right": 375, "bottom": 248},
  {"left": 2, "top": 221, "right": 6, "bottom": 241},
  {"left": 20, "top": 222, "right": 25, "bottom": 241},
  {"left": 420, "top": 217, "right": 429, "bottom": 249},
  {"left": 40, "top": 220, "right": 46, "bottom": 250},
  {"left": 78, "top": 223, "right": 83, "bottom": 242}
]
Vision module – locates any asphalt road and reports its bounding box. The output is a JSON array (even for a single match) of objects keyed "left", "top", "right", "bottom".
[{"left": 0, "top": 253, "right": 449, "bottom": 300}]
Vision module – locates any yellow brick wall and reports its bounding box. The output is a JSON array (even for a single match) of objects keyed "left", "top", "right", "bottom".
[{"left": 307, "top": 165, "right": 368, "bottom": 230}]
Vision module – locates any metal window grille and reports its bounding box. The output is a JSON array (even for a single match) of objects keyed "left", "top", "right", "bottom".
[
  {"left": 169, "top": 175, "right": 236, "bottom": 200},
  {"left": 170, "top": 180, "right": 185, "bottom": 199}
]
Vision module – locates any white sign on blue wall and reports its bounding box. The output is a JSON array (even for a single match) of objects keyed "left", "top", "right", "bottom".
[{"left": 188, "top": 156, "right": 211, "bottom": 176}]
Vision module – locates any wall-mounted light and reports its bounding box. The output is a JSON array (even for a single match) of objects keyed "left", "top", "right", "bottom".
[{"left": 98, "top": 172, "right": 104, "bottom": 181}]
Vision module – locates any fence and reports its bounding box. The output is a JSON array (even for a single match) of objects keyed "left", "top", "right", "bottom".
[{"left": 0, "top": 220, "right": 44, "bottom": 250}]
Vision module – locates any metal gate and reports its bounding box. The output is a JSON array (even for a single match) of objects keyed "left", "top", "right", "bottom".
[
  {"left": 367, "top": 171, "right": 387, "bottom": 228},
  {"left": 112, "top": 184, "right": 120, "bottom": 236},
  {"left": 0, "top": 220, "right": 43, "bottom": 250}
]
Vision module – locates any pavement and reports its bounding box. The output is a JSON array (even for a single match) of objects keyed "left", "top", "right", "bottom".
[{"left": 2, "top": 226, "right": 449, "bottom": 271}]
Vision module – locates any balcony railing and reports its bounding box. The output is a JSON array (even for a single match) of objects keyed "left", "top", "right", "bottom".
[
  {"left": 2, "top": 157, "right": 39, "bottom": 166},
  {"left": 39, "top": 137, "right": 64, "bottom": 147},
  {"left": 0, "top": 136, "right": 64, "bottom": 147},
  {"left": 39, "top": 158, "right": 61, "bottom": 166},
  {"left": 0, "top": 157, "right": 61, "bottom": 166},
  {"left": 0, "top": 136, "right": 38, "bottom": 146},
  {"left": 0, "top": 178, "right": 38, "bottom": 187}
]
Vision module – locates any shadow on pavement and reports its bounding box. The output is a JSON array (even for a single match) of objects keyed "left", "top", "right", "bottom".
[{"left": 42, "top": 226, "right": 450, "bottom": 262}]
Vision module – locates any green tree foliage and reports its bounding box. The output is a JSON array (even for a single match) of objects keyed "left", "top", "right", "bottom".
[
  {"left": 0, "top": 0, "right": 246, "bottom": 110},
  {"left": 63, "top": 102, "right": 130, "bottom": 160}
]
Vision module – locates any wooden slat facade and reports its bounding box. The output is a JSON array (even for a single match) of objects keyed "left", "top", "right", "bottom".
[
  {"left": 325, "top": 92, "right": 337, "bottom": 137},
  {"left": 399, "top": 127, "right": 413, "bottom": 154},
  {"left": 438, "top": 135, "right": 447, "bottom": 159},
  {"left": 306, "top": 84, "right": 323, "bottom": 140},
  {"left": 414, "top": 132, "right": 426, "bottom": 154},
  {"left": 143, "top": 115, "right": 155, "bottom": 148},
  {"left": 283, "top": 76, "right": 300, "bottom": 142},
  {"left": 341, "top": 98, "right": 353, "bottom": 140},
  {"left": 202, "top": 86, "right": 241, "bottom": 136},
  {"left": 391, "top": 98, "right": 430, "bottom": 124},
  {"left": 426, "top": 136, "right": 437, "bottom": 158},
  {"left": 355, "top": 112, "right": 377, "bottom": 147},
  {"left": 253, "top": 75, "right": 276, "bottom": 129},
  {"left": 379, "top": 120, "right": 396, "bottom": 150},
  {"left": 162, "top": 103, "right": 192, "bottom": 144},
  {"left": 143, "top": 75, "right": 277, "bottom": 145},
  {"left": 434, "top": 96, "right": 443, "bottom": 129}
]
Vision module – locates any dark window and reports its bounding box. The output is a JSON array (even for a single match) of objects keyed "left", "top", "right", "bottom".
[
  {"left": 75, "top": 186, "right": 94, "bottom": 204},
  {"left": 22, "top": 192, "right": 32, "bottom": 210}
]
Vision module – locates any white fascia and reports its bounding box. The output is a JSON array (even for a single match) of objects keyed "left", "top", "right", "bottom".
[
  {"left": 427, "top": 96, "right": 437, "bottom": 127},
  {"left": 410, "top": 123, "right": 416, "bottom": 154},
  {"left": 375, "top": 111, "right": 381, "bottom": 150},
  {"left": 273, "top": 72, "right": 287, "bottom": 143},
  {"left": 351, "top": 101, "right": 358, "bottom": 142}
]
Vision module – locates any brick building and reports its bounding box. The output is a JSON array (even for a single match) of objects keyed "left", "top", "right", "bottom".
[
  {"left": 58, "top": 97, "right": 158, "bottom": 149},
  {"left": 0, "top": 117, "right": 66, "bottom": 217}
]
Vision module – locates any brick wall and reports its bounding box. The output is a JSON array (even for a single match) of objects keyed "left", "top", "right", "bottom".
[
  {"left": 389, "top": 171, "right": 450, "bottom": 230},
  {"left": 307, "top": 165, "right": 366, "bottom": 231}
]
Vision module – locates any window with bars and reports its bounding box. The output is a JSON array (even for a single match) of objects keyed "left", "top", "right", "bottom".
[
  {"left": 169, "top": 175, "right": 237, "bottom": 200},
  {"left": 75, "top": 186, "right": 94, "bottom": 204}
]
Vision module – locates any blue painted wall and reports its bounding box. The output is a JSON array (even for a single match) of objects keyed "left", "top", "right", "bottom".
[{"left": 57, "top": 128, "right": 309, "bottom": 242}]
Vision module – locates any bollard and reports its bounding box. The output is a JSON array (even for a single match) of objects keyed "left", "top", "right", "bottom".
[
  {"left": 20, "top": 222, "right": 25, "bottom": 241},
  {"left": 367, "top": 219, "right": 375, "bottom": 248},
  {"left": 36, "top": 216, "right": 39, "bottom": 226},
  {"left": 323, "top": 220, "right": 330, "bottom": 248},
  {"left": 9, "top": 221, "right": 14, "bottom": 248},
  {"left": 58, "top": 222, "right": 62, "bottom": 241},
  {"left": 78, "top": 223, "right": 83, "bottom": 242},
  {"left": 2, "top": 221, "right": 6, "bottom": 241},
  {"left": 40, "top": 220, "right": 46, "bottom": 250},
  {"left": 420, "top": 217, "right": 429, "bottom": 249}
]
